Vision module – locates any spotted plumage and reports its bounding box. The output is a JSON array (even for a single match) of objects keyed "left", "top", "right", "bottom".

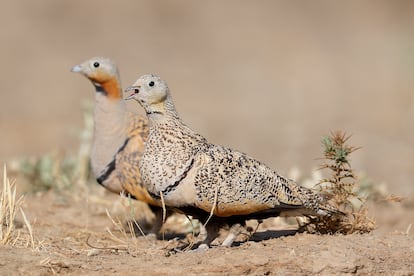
[
  {"left": 126, "top": 74, "right": 342, "bottom": 247},
  {"left": 71, "top": 58, "right": 164, "bottom": 232}
]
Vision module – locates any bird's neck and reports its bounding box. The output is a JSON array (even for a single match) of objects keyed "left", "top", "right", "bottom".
[
  {"left": 93, "top": 77, "right": 122, "bottom": 100},
  {"left": 146, "top": 97, "right": 180, "bottom": 125},
  {"left": 91, "top": 87, "right": 128, "bottom": 177}
]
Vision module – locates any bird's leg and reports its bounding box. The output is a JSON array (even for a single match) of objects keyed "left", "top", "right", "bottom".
[
  {"left": 203, "top": 222, "right": 220, "bottom": 245},
  {"left": 221, "top": 223, "right": 243, "bottom": 247},
  {"left": 196, "top": 222, "right": 220, "bottom": 250},
  {"left": 196, "top": 221, "right": 208, "bottom": 242},
  {"left": 148, "top": 206, "right": 169, "bottom": 238}
]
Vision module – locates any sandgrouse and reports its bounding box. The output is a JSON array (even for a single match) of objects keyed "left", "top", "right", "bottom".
[
  {"left": 125, "top": 74, "right": 342, "bottom": 247},
  {"left": 71, "top": 57, "right": 166, "bottom": 234}
]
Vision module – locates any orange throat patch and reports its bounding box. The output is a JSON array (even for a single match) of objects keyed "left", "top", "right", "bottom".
[{"left": 101, "top": 78, "right": 122, "bottom": 100}]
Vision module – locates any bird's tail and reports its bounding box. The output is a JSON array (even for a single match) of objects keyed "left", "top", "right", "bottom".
[{"left": 297, "top": 185, "right": 344, "bottom": 217}]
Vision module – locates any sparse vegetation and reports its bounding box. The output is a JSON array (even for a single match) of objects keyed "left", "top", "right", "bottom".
[
  {"left": 307, "top": 131, "right": 376, "bottom": 234},
  {"left": 9, "top": 100, "right": 94, "bottom": 193}
]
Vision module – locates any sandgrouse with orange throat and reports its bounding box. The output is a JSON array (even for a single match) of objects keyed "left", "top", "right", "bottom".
[{"left": 71, "top": 57, "right": 165, "bottom": 234}]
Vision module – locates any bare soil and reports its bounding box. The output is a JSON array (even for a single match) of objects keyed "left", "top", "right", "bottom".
[{"left": 1, "top": 187, "right": 413, "bottom": 275}]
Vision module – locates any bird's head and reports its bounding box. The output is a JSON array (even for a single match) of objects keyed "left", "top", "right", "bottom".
[
  {"left": 71, "top": 57, "right": 119, "bottom": 84},
  {"left": 125, "top": 74, "right": 171, "bottom": 114},
  {"left": 71, "top": 57, "right": 122, "bottom": 99}
]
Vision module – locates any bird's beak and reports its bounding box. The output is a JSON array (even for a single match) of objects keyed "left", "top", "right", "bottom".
[
  {"left": 124, "top": 86, "right": 139, "bottom": 100},
  {"left": 71, "top": 65, "right": 82, "bottom": 73}
]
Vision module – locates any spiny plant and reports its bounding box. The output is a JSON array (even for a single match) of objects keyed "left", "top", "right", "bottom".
[
  {"left": 318, "top": 131, "right": 360, "bottom": 209},
  {"left": 308, "top": 131, "right": 375, "bottom": 234}
]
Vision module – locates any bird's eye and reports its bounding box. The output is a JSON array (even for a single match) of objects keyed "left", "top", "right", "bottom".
[
  {"left": 148, "top": 81, "right": 155, "bottom": 87},
  {"left": 93, "top": 62, "right": 100, "bottom": 68}
]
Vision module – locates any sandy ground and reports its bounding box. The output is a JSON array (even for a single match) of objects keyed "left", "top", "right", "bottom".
[{"left": 0, "top": 187, "right": 412, "bottom": 275}]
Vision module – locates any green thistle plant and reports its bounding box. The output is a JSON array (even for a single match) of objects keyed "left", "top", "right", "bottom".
[
  {"left": 318, "top": 131, "right": 360, "bottom": 210},
  {"left": 308, "top": 131, "right": 375, "bottom": 234}
]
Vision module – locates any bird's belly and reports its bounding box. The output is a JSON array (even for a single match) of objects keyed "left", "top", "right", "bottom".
[
  {"left": 196, "top": 200, "right": 273, "bottom": 217},
  {"left": 162, "top": 173, "right": 197, "bottom": 207},
  {"left": 123, "top": 182, "right": 161, "bottom": 207}
]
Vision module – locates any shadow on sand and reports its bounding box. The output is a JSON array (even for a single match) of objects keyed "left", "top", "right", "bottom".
[{"left": 249, "top": 229, "right": 298, "bottom": 242}]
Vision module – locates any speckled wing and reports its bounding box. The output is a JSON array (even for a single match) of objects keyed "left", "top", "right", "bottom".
[
  {"left": 139, "top": 120, "right": 207, "bottom": 196},
  {"left": 193, "top": 143, "right": 313, "bottom": 217}
]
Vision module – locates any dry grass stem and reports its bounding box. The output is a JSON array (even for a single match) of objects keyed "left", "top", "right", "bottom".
[
  {"left": 1, "top": 165, "right": 22, "bottom": 244},
  {"left": 1, "top": 165, "right": 36, "bottom": 249},
  {"left": 20, "top": 208, "right": 35, "bottom": 249},
  {"left": 204, "top": 184, "right": 219, "bottom": 227}
]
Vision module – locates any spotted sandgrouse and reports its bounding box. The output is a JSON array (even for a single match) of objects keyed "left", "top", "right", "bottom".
[{"left": 125, "top": 74, "right": 342, "bottom": 247}]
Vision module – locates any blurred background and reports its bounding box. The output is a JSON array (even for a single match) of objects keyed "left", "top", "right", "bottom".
[{"left": 0, "top": 0, "right": 413, "bottom": 195}]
